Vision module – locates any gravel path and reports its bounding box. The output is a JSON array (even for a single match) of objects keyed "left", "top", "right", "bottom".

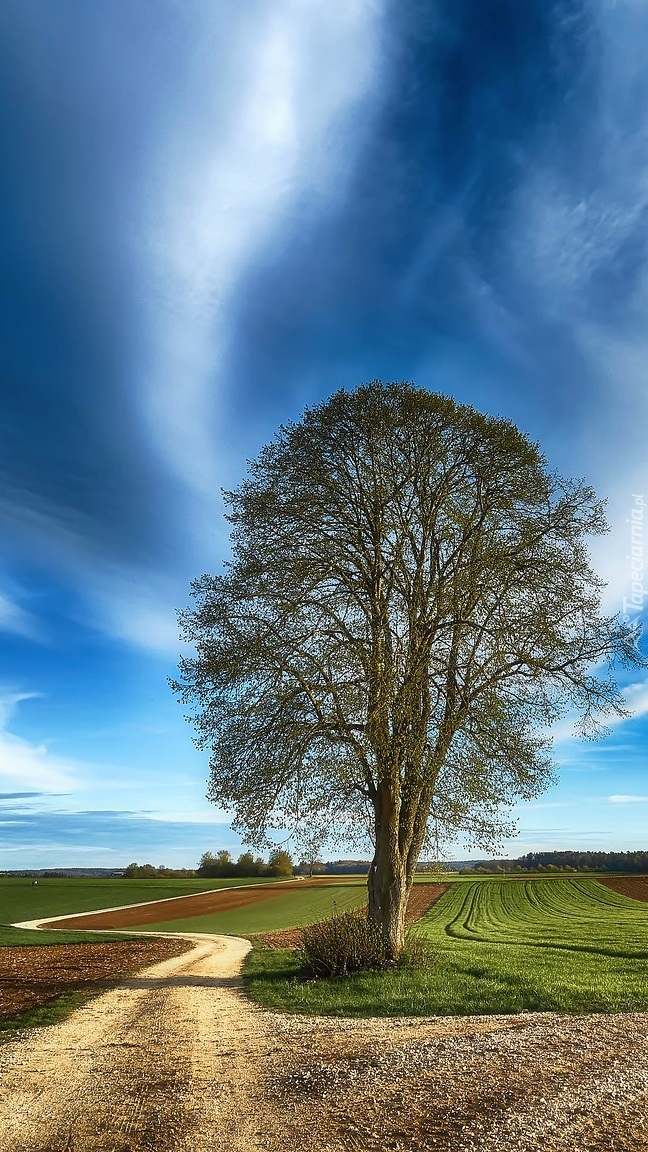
[
  {"left": 1, "top": 930, "right": 648, "bottom": 1150},
  {"left": 272, "top": 1010, "right": 648, "bottom": 1151}
]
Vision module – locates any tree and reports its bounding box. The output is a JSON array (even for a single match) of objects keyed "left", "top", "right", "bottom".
[
  {"left": 197, "top": 851, "right": 218, "bottom": 877},
  {"left": 216, "top": 849, "right": 234, "bottom": 874},
  {"left": 235, "top": 851, "right": 258, "bottom": 876},
  {"left": 268, "top": 849, "right": 294, "bottom": 877},
  {"left": 174, "top": 382, "right": 642, "bottom": 958},
  {"left": 298, "top": 857, "right": 326, "bottom": 877}
]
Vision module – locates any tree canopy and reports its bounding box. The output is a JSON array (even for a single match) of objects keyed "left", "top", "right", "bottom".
[{"left": 174, "top": 382, "right": 642, "bottom": 955}]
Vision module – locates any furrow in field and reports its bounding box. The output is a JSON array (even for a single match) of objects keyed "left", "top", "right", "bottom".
[{"left": 425, "top": 877, "right": 648, "bottom": 956}]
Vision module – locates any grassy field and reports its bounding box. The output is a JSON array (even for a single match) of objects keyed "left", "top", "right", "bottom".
[
  {"left": 127, "top": 881, "right": 367, "bottom": 935},
  {"left": 0, "top": 874, "right": 283, "bottom": 927},
  {"left": 244, "top": 877, "right": 648, "bottom": 1017}
]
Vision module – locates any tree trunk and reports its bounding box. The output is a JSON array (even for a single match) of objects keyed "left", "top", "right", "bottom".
[{"left": 367, "top": 831, "right": 408, "bottom": 960}]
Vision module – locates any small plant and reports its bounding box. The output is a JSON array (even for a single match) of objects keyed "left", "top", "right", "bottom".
[{"left": 299, "top": 908, "right": 388, "bottom": 976}]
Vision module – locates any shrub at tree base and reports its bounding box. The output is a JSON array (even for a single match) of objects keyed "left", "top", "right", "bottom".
[
  {"left": 300, "top": 909, "right": 387, "bottom": 976},
  {"left": 299, "top": 908, "right": 437, "bottom": 977}
]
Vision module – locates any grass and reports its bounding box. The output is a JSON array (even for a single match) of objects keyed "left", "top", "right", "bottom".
[
  {"left": 0, "top": 874, "right": 285, "bottom": 926},
  {"left": 0, "top": 989, "right": 92, "bottom": 1041},
  {"left": 127, "top": 881, "right": 367, "bottom": 935},
  {"left": 243, "top": 877, "right": 648, "bottom": 1017},
  {"left": 0, "top": 925, "right": 142, "bottom": 946}
]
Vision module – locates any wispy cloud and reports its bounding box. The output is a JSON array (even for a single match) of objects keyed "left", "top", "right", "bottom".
[
  {"left": 0, "top": 489, "right": 184, "bottom": 654},
  {"left": 0, "top": 692, "right": 81, "bottom": 792},
  {"left": 548, "top": 677, "right": 648, "bottom": 748},
  {"left": 0, "top": 805, "right": 241, "bottom": 869},
  {"left": 138, "top": 0, "right": 385, "bottom": 502},
  {"left": 607, "top": 794, "right": 648, "bottom": 804},
  {"left": 0, "top": 592, "right": 41, "bottom": 642}
]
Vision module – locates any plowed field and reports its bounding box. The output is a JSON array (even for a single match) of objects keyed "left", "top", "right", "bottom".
[
  {"left": 599, "top": 876, "right": 648, "bottom": 903},
  {"left": 0, "top": 936, "right": 192, "bottom": 1020}
]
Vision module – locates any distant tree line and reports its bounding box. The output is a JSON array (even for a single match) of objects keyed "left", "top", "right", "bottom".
[
  {"left": 454, "top": 851, "right": 648, "bottom": 874},
  {"left": 313, "top": 860, "right": 370, "bottom": 875},
  {"left": 123, "top": 849, "right": 295, "bottom": 879},
  {"left": 122, "top": 848, "right": 648, "bottom": 880},
  {"left": 197, "top": 848, "right": 294, "bottom": 877},
  {"left": 516, "top": 851, "right": 648, "bottom": 873},
  {"left": 122, "top": 863, "right": 198, "bottom": 878}
]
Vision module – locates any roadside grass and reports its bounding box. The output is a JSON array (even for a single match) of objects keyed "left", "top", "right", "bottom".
[
  {"left": 0, "top": 925, "right": 143, "bottom": 946},
  {"left": 0, "top": 874, "right": 285, "bottom": 925},
  {"left": 0, "top": 989, "right": 91, "bottom": 1041},
  {"left": 243, "top": 878, "right": 648, "bottom": 1017},
  {"left": 127, "top": 882, "right": 366, "bottom": 935}
]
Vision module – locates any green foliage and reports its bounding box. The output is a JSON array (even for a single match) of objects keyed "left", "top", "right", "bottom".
[
  {"left": 123, "top": 862, "right": 197, "bottom": 878},
  {"left": 268, "top": 849, "right": 293, "bottom": 877},
  {"left": 197, "top": 849, "right": 275, "bottom": 877},
  {"left": 297, "top": 859, "right": 326, "bottom": 876},
  {"left": 517, "top": 849, "right": 648, "bottom": 873},
  {"left": 197, "top": 850, "right": 236, "bottom": 877},
  {"left": 243, "top": 878, "right": 648, "bottom": 1017}
]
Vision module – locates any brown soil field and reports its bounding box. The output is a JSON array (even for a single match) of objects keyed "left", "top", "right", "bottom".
[
  {"left": 39, "top": 878, "right": 356, "bottom": 931},
  {"left": 0, "top": 936, "right": 192, "bottom": 1020},
  {"left": 405, "top": 881, "right": 449, "bottom": 921},
  {"left": 599, "top": 876, "right": 648, "bottom": 902},
  {"left": 258, "top": 881, "right": 449, "bottom": 948}
]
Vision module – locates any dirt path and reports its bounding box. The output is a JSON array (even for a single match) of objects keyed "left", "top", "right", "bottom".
[{"left": 0, "top": 933, "right": 292, "bottom": 1152}]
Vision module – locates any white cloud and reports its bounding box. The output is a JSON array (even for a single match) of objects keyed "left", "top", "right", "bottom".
[
  {"left": 622, "top": 680, "right": 648, "bottom": 720},
  {"left": 0, "top": 491, "right": 187, "bottom": 655},
  {"left": 0, "top": 692, "right": 81, "bottom": 792},
  {"left": 549, "top": 677, "right": 648, "bottom": 748},
  {"left": 497, "top": 3, "right": 648, "bottom": 623},
  {"left": 0, "top": 593, "right": 41, "bottom": 642},
  {"left": 146, "top": 809, "right": 232, "bottom": 825},
  {"left": 524, "top": 802, "right": 573, "bottom": 810}
]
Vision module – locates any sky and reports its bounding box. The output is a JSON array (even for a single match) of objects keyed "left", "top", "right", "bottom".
[{"left": 0, "top": 0, "right": 647, "bottom": 868}]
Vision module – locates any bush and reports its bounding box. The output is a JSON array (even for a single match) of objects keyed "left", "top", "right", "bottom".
[
  {"left": 299, "top": 909, "right": 439, "bottom": 977},
  {"left": 299, "top": 908, "right": 387, "bottom": 976}
]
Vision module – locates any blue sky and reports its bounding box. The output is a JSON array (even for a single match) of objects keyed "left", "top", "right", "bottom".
[{"left": 1, "top": 0, "right": 647, "bottom": 868}]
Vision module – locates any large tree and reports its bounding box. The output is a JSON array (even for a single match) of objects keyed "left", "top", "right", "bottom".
[{"left": 174, "top": 383, "right": 642, "bottom": 958}]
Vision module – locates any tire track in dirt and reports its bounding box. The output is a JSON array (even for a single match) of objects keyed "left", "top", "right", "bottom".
[{"left": 0, "top": 934, "right": 290, "bottom": 1152}]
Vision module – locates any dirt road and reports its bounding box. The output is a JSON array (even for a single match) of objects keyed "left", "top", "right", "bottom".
[{"left": 0, "top": 933, "right": 292, "bottom": 1152}]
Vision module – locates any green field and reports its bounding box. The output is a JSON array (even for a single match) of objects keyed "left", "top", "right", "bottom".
[
  {"left": 127, "top": 881, "right": 367, "bottom": 935},
  {"left": 244, "top": 878, "right": 648, "bottom": 1017},
  {"left": 8, "top": 873, "right": 648, "bottom": 1021},
  {"left": 0, "top": 874, "right": 285, "bottom": 928}
]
